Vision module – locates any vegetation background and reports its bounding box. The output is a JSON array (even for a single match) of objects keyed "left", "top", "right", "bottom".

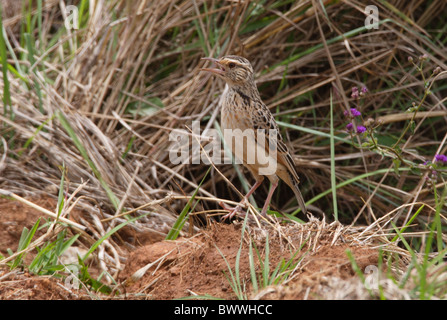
[{"left": 0, "top": 0, "right": 446, "bottom": 300}]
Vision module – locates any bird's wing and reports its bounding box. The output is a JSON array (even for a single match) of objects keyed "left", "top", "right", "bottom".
[
  {"left": 249, "top": 100, "right": 307, "bottom": 214},
  {"left": 251, "top": 101, "right": 300, "bottom": 183}
]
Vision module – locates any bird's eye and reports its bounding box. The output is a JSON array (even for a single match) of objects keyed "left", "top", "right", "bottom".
[{"left": 228, "top": 62, "right": 236, "bottom": 68}]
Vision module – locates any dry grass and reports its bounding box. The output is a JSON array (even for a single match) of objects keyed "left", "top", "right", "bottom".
[{"left": 0, "top": 0, "right": 446, "bottom": 299}]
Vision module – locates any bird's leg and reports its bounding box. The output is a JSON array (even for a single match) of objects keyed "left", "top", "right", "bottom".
[
  {"left": 244, "top": 179, "right": 264, "bottom": 199},
  {"left": 219, "top": 202, "right": 244, "bottom": 220},
  {"left": 220, "top": 179, "right": 263, "bottom": 220},
  {"left": 260, "top": 182, "right": 278, "bottom": 216}
]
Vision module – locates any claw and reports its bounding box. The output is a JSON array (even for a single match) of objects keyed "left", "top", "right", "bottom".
[{"left": 219, "top": 199, "right": 248, "bottom": 220}]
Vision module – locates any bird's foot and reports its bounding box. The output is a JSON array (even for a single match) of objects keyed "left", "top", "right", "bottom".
[{"left": 219, "top": 198, "right": 249, "bottom": 221}]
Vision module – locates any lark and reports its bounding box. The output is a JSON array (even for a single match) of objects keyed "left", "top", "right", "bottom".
[{"left": 201, "top": 55, "right": 307, "bottom": 219}]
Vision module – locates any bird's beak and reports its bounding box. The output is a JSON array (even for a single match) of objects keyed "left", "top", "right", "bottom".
[{"left": 200, "top": 57, "right": 225, "bottom": 75}]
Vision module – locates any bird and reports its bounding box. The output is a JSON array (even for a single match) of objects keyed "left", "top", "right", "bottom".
[{"left": 201, "top": 55, "right": 307, "bottom": 219}]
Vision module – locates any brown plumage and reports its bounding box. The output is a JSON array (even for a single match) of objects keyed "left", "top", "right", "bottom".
[{"left": 201, "top": 55, "right": 307, "bottom": 219}]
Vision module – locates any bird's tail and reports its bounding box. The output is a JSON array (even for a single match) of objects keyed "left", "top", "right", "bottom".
[{"left": 289, "top": 173, "right": 307, "bottom": 215}]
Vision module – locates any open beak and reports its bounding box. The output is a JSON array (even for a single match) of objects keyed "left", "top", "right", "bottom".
[{"left": 200, "top": 57, "right": 225, "bottom": 75}]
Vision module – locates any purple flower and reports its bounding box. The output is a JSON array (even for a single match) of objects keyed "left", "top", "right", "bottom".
[
  {"left": 344, "top": 108, "right": 361, "bottom": 117},
  {"left": 346, "top": 123, "right": 366, "bottom": 134},
  {"left": 435, "top": 154, "right": 447, "bottom": 163},
  {"left": 356, "top": 126, "right": 366, "bottom": 134},
  {"left": 346, "top": 123, "right": 354, "bottom": 131},
  {"left": 360, "top": 86, "right": 368, "bottom": 96},
  {"left": 351, "top": 87, "right": 359, "bottom": 99}
]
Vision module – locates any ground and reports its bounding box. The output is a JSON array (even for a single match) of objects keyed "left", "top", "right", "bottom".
[{"left": 0, "top": 196, "right": 380, "bottom": 300}]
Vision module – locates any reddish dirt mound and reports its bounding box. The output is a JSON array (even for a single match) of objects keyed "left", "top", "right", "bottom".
[
  {"left": 118, "top": 223, "right": 379, "bottom": 299},
  {"left": 0, "top": 197, "right": 54, "bottom": 255},
  {"left": 0, "top": 269, "right": 87, "bottom": 300},
  {"left": 0, "top": 196, "right": 379, "bottom": 300},
  {"left": 0, "top": 196, "right": 91, "bottom": 300},
  {"left": 119, "top": 223, "right": 248, "bottom": 299}
]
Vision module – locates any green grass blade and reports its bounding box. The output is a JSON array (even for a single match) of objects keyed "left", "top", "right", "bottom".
[
  {"left": 56, "top": 163, "right": 66, "bottom": 220},
  {"left": 329, "top": 91, "right": 338, "bottom": 221},
  {"left": 262, "top": 234, "right": 269, "bottom": 288},
  {"left": 82, "top": 212, "right": 151, "bottom": 263},
  {"left": 215, "top": 214, "right": 250, "bottom": 300},
  {"left": 79, "top": 0, "right": 89, "bottom": 28},
  {"left": 11, "top": 218, "right": 41, "bottom": 269},
  {"left": 24, "top": 33, "right": 44, "bottom": 114},
  {"left": 280, "top": 212, "right": 305, "bottom": 223},
  {"left": 391, "top": 204, "right": 424, "bottom": 242},
  {"left": 390, "top": 221, "right": 427, "bottom": 298},
  {"left": 215, "top": 245, "right": 240, "bottom": 299},
  {"left": 276, "top": 121, "right": 351, "bottom": 144},
  {"left": 291, "top": 167, "right": 411, "bottom": 215},
  {"left": 270, "top": 18, "right": 393, "bottom": 70},
  {"left": 165, "top": 166, "right": 211, "bottom": 240},
  {"left": 235, "top": 214, "right": 249, "bottom": 299},
  {"left": 346, "top": 249, "right": 374, "bottom": 297},
  {"left": 37, "top": 0, "right": 42, "bottom": 46},
  {"left": 19, "top": 114, "right": 55, "bottom": 156},
  {"left": 270, "top": 259, "right": 283, "bottom": 284},
  {"left": 433, "top": 183, "right": 447, "bottom": 253},
  {"left": 56, "top": 111, "right": 120, "bottom": 209},
  {"left": 0, "top": 6, "right": 12, "bottom": 119},
  {"left": 248, "top": 238, "right": 258, "bottom": 293}
]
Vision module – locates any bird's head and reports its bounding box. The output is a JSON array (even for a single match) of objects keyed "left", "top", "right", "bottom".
[{"left": 201, "top": 55, "right": 254, "bottom": 86}]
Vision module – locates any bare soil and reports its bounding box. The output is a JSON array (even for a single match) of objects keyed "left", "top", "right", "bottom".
[{"left": 0, "top": 196, "right": 379, "bottom": 300}]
